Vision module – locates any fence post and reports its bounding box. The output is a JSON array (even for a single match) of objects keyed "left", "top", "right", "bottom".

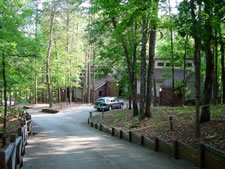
[
  {"left": 22, "top": 119, "right": 28, "bottom": 146},
  {"left": 101, "top": 112, "right": 104, "bottom": 118},
  {"left": 173, "top": 141, "right": 178, "bottom": 159},
  {"left": 169, "top": 116, "right": 173, "bottom": 131},
  {"left": 141, "top": 136, "right": 144, "bottom": 146},
  {"left": 26, "top": 121, "right": 31, "bottom": 136},
  {"left": 119, "top": 130, "right": 123, "bottom": 139},
  {"left": 128, "top": 131, "right": 132, "bottom": 142},
  {"left": 20, "top": 120, "right": 25, "bottom": 127},
  {"left": 8, "top": 134, "right": 16, "bottom": 169},
  {"left": 200, "top": 144, "right": 205, "bottom": 168},
  {"left": 88, "top": 118, "right": 89, "bottom": 124},
  {"left": 99, "top": 124, "right": 102, "bottom": 131},
  {"left": 112, "top": 128, "right": 115, "bottom": 136},
  {"left": 18, "top": 128, "right": 22, "bottom": 137},
  {"left": 89, "top": 112, "right": 92, "bottom": 119},
  {"left": 154, "top": 138, "right": 159, "bottom": 152},
  {"left": 0, "top": 151, "right": 5, "bottom": 169},
  {"left": 10, "top": 134, "right": 16, "bottom": 143},
  {"left": 17, "top": 130, "right": 24, "bottom": 168}
]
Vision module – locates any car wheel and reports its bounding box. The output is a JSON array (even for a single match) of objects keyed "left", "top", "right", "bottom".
[
  {"left": 109, "top": 106, "right": 112, "bottom": 111},
  {"left": 97, "top": 108, "right": 100, "bottom": 111},
  {"left": 120, "top": 104, "right": 123, "bottom": 109}
]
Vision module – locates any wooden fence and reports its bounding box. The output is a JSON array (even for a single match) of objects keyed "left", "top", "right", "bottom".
[
  {"left": 0, "top": 113, "right": 32, "bottom": 169},
  {"left": 88, "top": 119, "right": 225, "bottom": 169}
]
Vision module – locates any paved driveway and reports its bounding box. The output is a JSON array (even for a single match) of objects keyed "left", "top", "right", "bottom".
[{"left": 23, "top": 104, "right": 198, "bottom": 169}]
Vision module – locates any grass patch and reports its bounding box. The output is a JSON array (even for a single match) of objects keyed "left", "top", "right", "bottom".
[{"left": 211, "top": 105, "right": 225, "bottom": 118}]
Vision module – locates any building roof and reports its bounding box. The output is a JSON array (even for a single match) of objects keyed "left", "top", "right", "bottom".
[
  {"left": 93, "top": 76, "right": 116, "bottom": 91},
  {"left": 154, "top": 68, "right": 187, "bottom": 81},
  {"left": 157, "top": 69, "right": 192, "bottom": 88}
]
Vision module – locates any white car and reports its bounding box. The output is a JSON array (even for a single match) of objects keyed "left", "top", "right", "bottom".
[{"left": 94, "top": 97, "right": 124, "bottom": 111}]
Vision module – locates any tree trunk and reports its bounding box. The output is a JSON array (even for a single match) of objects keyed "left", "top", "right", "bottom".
[
  {"left": 34, "top": 61, "right": 38, "bottom": 104},
  {"left": 132, "top": 24, "right": 138, "bottom": 117},
  {"left": 87, "top": 53, "right": 91, "bottom": 103},
  {"left": 9, "top": 89, "right": 12, "bottom": 107},
  {"left": 92, "top": 47, "right": 96, "bottom": 104},
  {"left": 220, "top": 31, "right": 225, "bottom": 104},
  {"left": 190, "top": 0, "right": 201, "bottom": 137},
  {"left": 65, "top": 74, "right": 68, "bottom": 105},
  {"left": 84, "top": 53, "right": 88, "bottom": 103},
  {"left": 132, "top": 74, "right": 138, "bottom": 116},
  {"left": 194, "top": 39, "right": 201, "bottom": 138},
  {"left": 2, "top": 54, "right": 7, "bottom": 146},
  {"left": 153, "top": 77, "right": 157, "bottom": 106},
  {"left": 14, "top": 90, "right": 17, "bottom": 105},
  {"left": 145, "top": 0, "right": 159, "bottom": 117},
  {"left": 1, "top": 88, "right": 3, "bottom": 106},
  {"left": 69, "top": 60, "right": 72, "bottom": 104},
  {"left": 168, "top": 0, "right": 175, "bottom": 106},
  {"left": 54, "top": 35, "right": 61, "bottom": 105},
  {"left": 139, "top": 17, "right": 148, "bottom": 119},
  {"left": 212, "top": 32, "right": 218, "bottom": 104},
  {"left": 42, "top": 67, "right": 45, "bottom": 103},
  {"left": 46, "top": 8, "right": 55, "bottom": 108},
  {"left": 111, "top": 18, "right": 138, "bottom": 116},
  {"left": 66, "top": 9, "right": 72, "bottom": 105},
  {"left": 129, "top": 95, "right": 132, "bottom": 109},
  {"left": 183, "top": 35, "right": 188, "bottom": 81},
  {"left": 200, "top": 3, "right": 213, "bottom": 123},
  {"left": 145, "top": 25, "right": 157, "bottom": 117},
  {"left": 30, "top": 88, "right": 32, "bottom": 103},
  {"left": 183, "top": 35, "right": 188, "bottom": 104},
  {"left": 34, "top": 1, "right": 38, "bottom": 104}
]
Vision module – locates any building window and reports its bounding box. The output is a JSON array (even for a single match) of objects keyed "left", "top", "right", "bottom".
[
  {"left": 157, "top": 62, "right": 164, "bottom": 67},
  {"left": 186, "top": 62, "right": 193, "bottom": 68},
  {"left": 99, "top": 91, "right": 102, "bottom": 97},
  {"left": 166, "top": 62, "right": 171, "bottom": 67}
]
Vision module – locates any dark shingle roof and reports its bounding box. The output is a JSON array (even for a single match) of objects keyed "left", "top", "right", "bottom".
[
  {"left": 94, "top": 76, "right": 116, "bottom": 90},
  {"left": 154, "top": 68, "right": 192, "bottom": 88}
]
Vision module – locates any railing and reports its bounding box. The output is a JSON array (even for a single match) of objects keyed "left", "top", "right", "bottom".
[
  {"left": 88, "top": 118, "right": 225, "bottom": 169},
  {"left": 0, "top": 113, "right": 32, "bottom": 169}
]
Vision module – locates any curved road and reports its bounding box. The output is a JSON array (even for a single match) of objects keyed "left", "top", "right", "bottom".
[{"left": 23, "top": 104, "right": 198, "bottom": 169}]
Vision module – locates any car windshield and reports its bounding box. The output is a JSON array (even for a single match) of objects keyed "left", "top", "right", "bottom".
[{"left": 96, "top": 99, "right": 105, "bottom": 104}]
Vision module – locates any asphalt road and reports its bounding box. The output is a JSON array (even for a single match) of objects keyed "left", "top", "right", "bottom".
[{"left": 23, "top": 104, "right": 198, "bottom": 169}]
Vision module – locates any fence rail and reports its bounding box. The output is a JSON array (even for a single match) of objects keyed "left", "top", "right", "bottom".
[
  {"left": 88, "top": 118, "right": 225, "bottom": 169},
  {"left": 0, "top": 113, "right": 32, "bottom": 169}
]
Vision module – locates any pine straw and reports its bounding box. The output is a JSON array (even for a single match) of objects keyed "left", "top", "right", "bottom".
[
  {"left": 92, "top": 106, "right": 225, "bottom": 151},
  {"left": 0, "top": 116, "right": 21, "bottom": 148}
]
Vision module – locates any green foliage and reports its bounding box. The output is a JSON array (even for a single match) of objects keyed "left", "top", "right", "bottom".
[
  {"left": 211, "top": 105, "right": 225, "bottom": 118},
  {"left": 0, "top": 106, "right": 24, "bottom": 117},
  {"left": 0, "top": 0, "right": 87, "bottom": 104}
]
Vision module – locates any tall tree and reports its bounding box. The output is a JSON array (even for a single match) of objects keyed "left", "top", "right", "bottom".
[
  {"left": 168, "top": 0, "right": 175, "bottom": 106},
  {"left": 221, "top": 29, "right": 225, "bottom": 104},
  {"left": 111, "top": 14, "right": 139, "bottom": 117},
  {"left": 46, "top": 2, "right": 56, "bottom": 108},
  {"left": 139, "top": 17, "right": 148, "bottom": 119},
  {"left": 2, "top": 52, "right": 7, "bottom": 146},
  {"left": 0, "top": 0, "right": 37, "bottom": 145},
  {"left": 34, "top": 0, "right": 39, "bottom": 104},
  {"left": 212, "top": 31, "right": 218, "bottom": 104},
  {"left": 200, "top": 0, "right": 214, "bottom": 123},
  {"left": 145, "top": 0, "right": 159, "bottom": 117}
]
